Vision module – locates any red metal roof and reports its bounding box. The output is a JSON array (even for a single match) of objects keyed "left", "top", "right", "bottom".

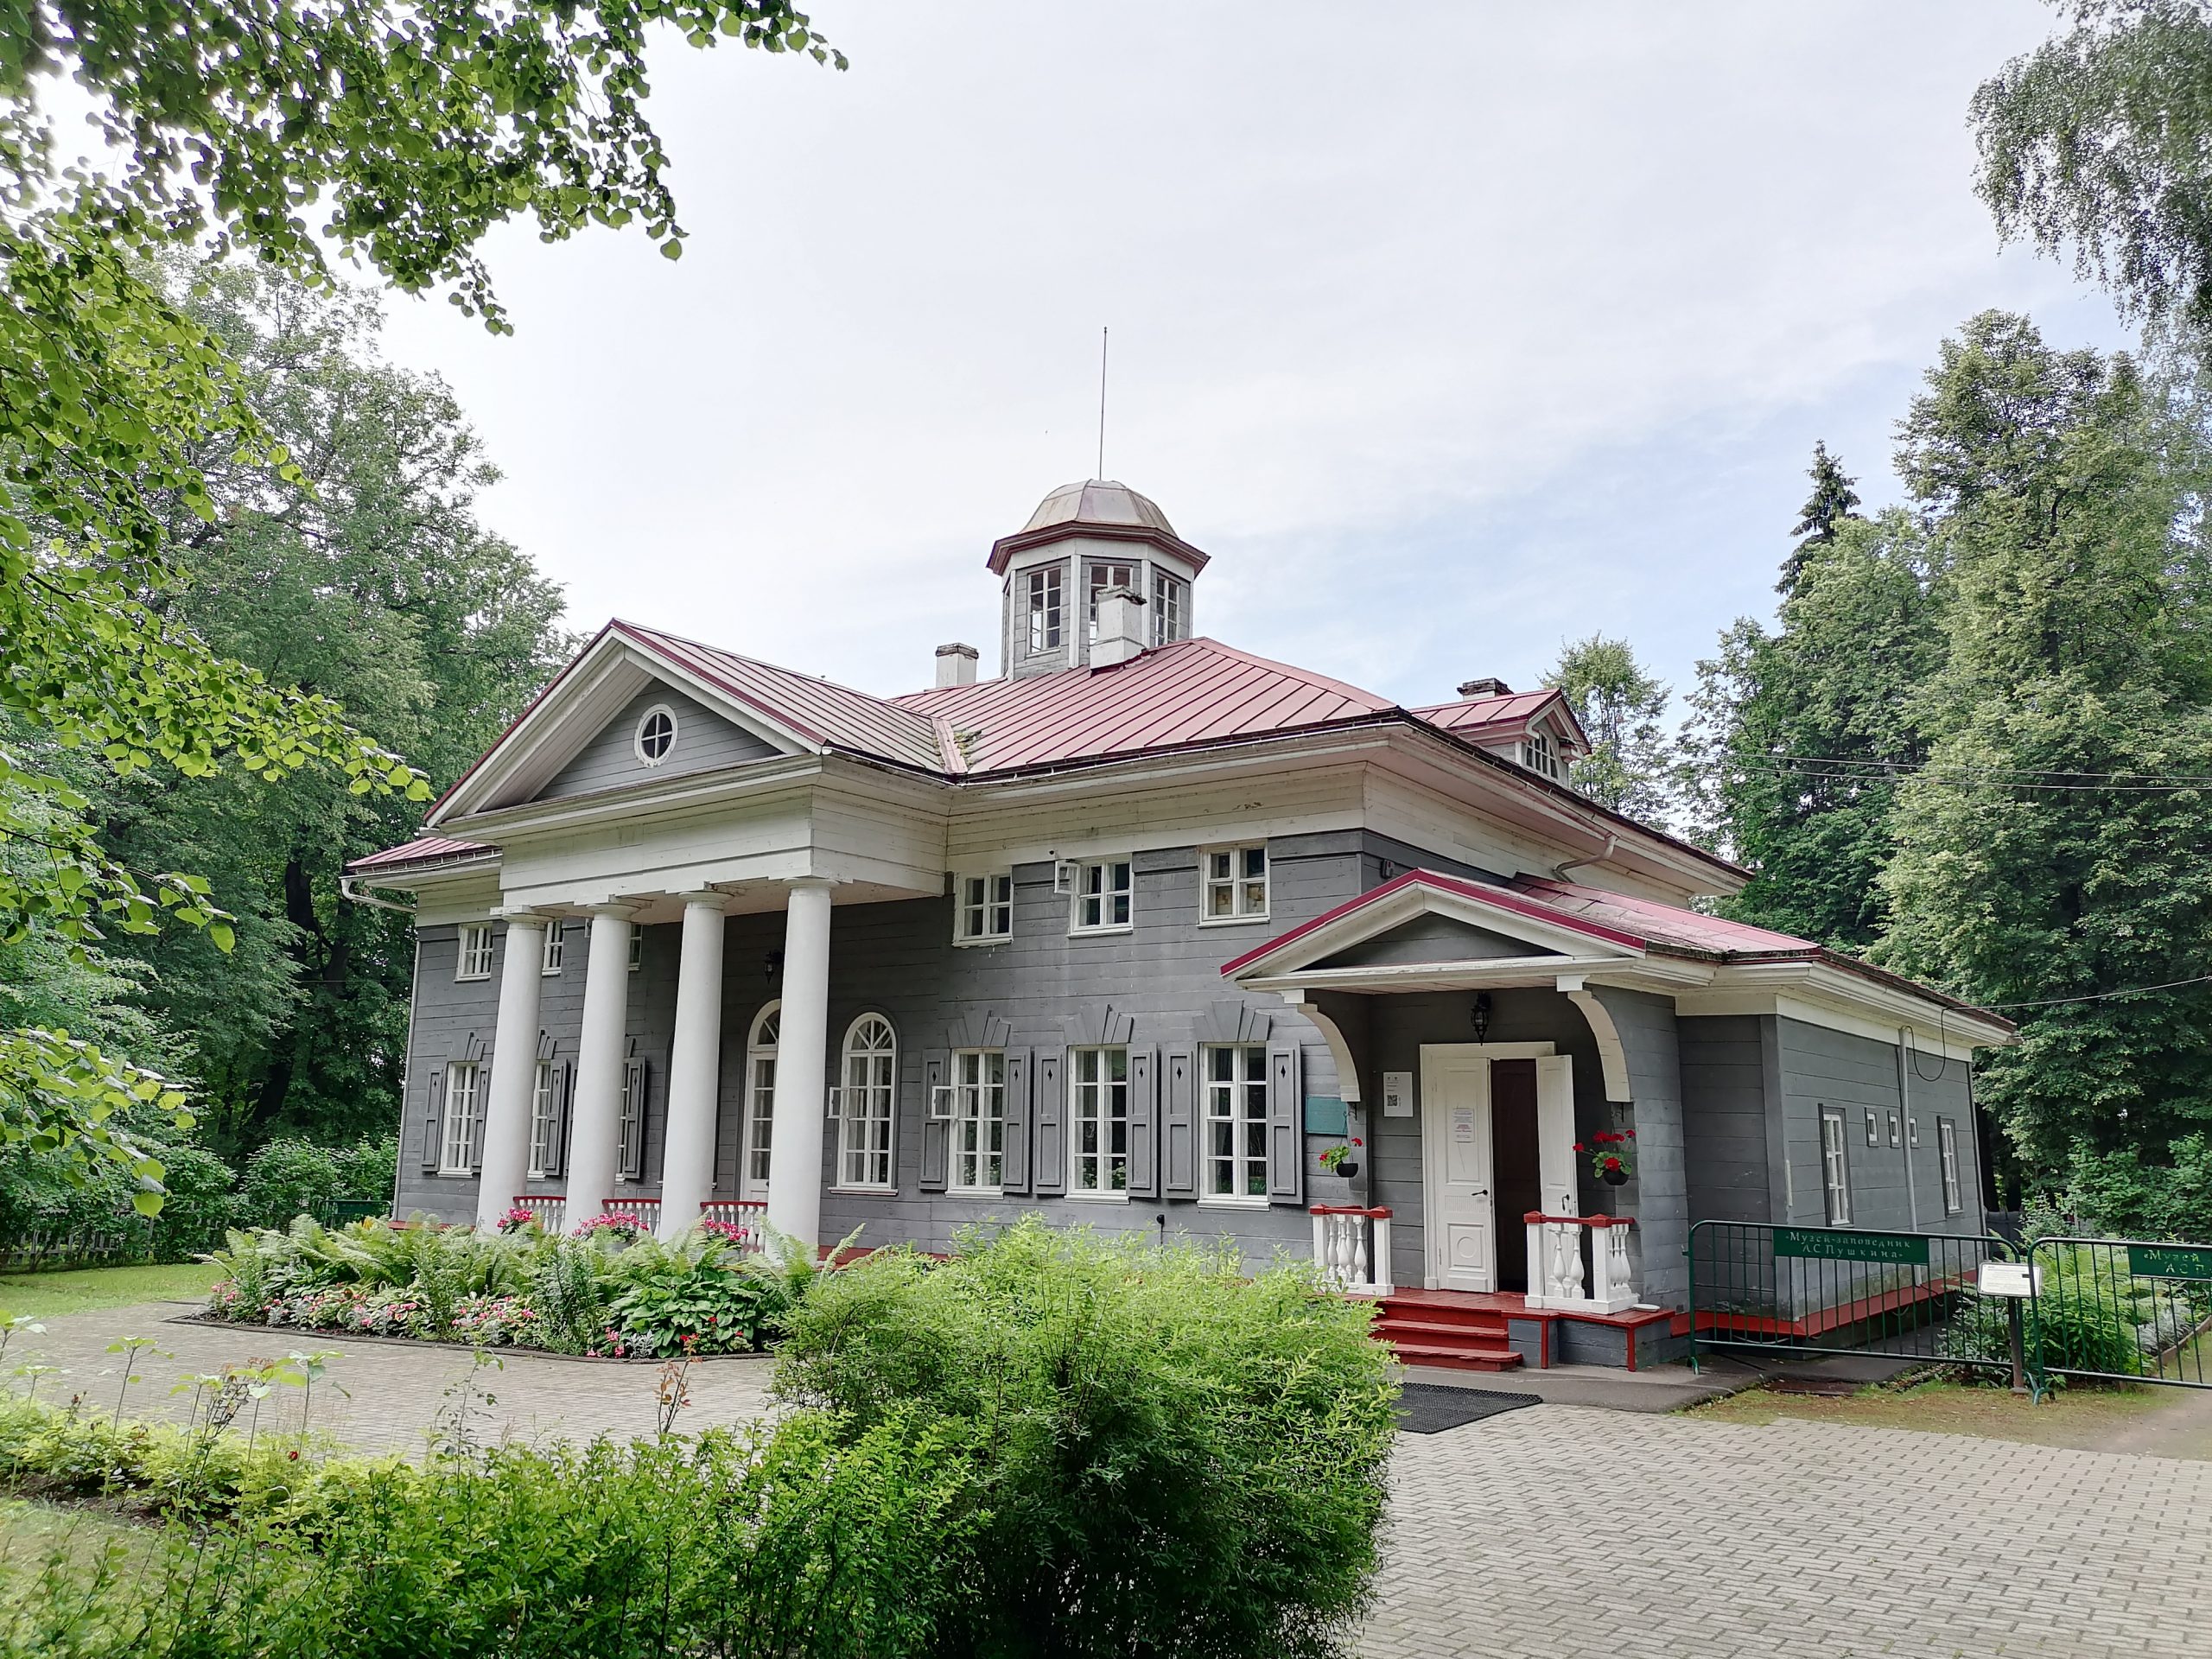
[
  {"left": 893, "top": 637, "right": 1395, "bottom": 773},
  {"left": 346, "top": 835, "right": 492, "bottom": 874}
]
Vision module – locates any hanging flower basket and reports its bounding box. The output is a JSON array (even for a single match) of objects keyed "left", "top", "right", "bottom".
[
  {"left": 1319, "top": 1138, "right": 1363, "bottom": 1180},
  {"left": 1574, "top": 1130, "right": 1636, "bottom": 1185}
]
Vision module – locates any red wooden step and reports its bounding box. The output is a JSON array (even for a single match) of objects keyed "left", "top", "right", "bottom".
[
  {"left": 1378, "top": 1338, "right": 1525, "bottom": 1373},
  {"left": 1373, "top": 1317, "right": 1513, "bottom": 1346}
]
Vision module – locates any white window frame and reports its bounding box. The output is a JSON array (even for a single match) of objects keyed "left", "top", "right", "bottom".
[
  {"left": 950, "top": 1048, "right": 1006, "bottom": 1194},
  {"left": 456, "top": 922, "right": 494, "bottom": 982},
  {"left": 1070, "top": 1046, "right": 1131, "bottom": 1198},
  {"left": 617, "top": 1060, "right": 646, "bottom": 1183},
  {"left": 1201, "top": 1043, "right": 1270, "bottom": 1206},
  {"left": 1865, "top": 1109, "right": 1879, "bottom": 1147},
  {"left": 1937, "top": 1118, "right": 1963, "bottom": 1215},
  {"left": 628, "top": 928, "right": 644, "bottom": 973},
  {"left": 526, "top": 1059, "right": 559, "bottom": 1179},
  {"left": 540, "top": 922, "right": 565, "bottom": 976},
  {"left": 954, "top": 872, "right": 1014, "bottom": 944},
  {"left": 1198, "top": 844, "right": 1269, "bottom": 924},
  {"left": 440, "top": 1061, "right": 480, "bottom": 1174},
  {"left": 1085, "top": 558, "right": 1140, "bottom": 642},
  {"left": 1820, "top": 1108, "right": 1852, "bottom": 1224},
  {"left": 1150, "top": 569, "right": 1185, "bottom": 644},
  {"left": 1071, "top": 858, "right": 1133, "bottom": 934},
  {"left": 741, "top": 1002, "right": 779, "bottom": 1201},
  {"left": 1026, "top": 565, "right": 1064, "bottom": 654},
  {"left": 634, "top": 703, "right": 678, "bottom": 766},
  {"left": 1519, "top": 730, "right": 1563, "bottom": 782},
  {"left": 836, "top": 1014, "right": 897, "bottom": 1192}
]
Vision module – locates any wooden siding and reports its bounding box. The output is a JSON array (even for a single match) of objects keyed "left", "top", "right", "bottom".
[{"left": 539, "top": 683, "right": 781, "bottom": 802}]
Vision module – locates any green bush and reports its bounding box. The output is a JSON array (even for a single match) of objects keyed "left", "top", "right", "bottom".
[
  {"left": 236, "top": 1137, "right": 398, "bottom": 1232},
  {"left": 2066, "top": 1135, "right": 2212, "bottom": 1242},
  {"left": 1, "top": 1408, "right": 981, "bottom": 1659},
  {"left": 774, "top": 1217, "right": 1397, "bottom": 1659},
  {"left": 1942, "top": 1246, "right": 2156, "bottom": 1381}
]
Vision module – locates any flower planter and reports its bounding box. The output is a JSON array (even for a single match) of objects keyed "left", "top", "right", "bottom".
[
  {"left": 1601, "top": 1166, "right": 1630, "bottom": 1186},
  {"left": 1332, "top": 1162, "right": 1360, "bottom": 1179}
]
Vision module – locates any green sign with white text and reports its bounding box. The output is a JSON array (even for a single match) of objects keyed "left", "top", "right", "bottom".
[
  {"left": 1774, "top": 1227, "right": 1929, "bottom": 1266},
  {"left": 2129, "top": 1244, "right": 2212, "bottom": 1281}
]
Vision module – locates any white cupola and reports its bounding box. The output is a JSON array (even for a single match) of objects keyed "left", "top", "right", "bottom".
[{"left": 988, "top": 480, "right": 1210, "bottom": 678}]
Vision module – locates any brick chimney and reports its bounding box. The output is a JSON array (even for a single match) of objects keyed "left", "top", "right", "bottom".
[
  {"left": 934, "top": 643, "right": 979, "bottom": 688},
  {"left": 1457, "top": 677, "right": 1512, "bottom": 699},
  {"left": 1092, "top": 587, "right": 1147, "bottom": 668}
]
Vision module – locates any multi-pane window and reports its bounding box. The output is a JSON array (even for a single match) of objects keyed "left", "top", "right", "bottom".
[
  {"left": 527, "top": 1060, "right": 560, "bottom": 1179},
  {"left": 457, "top": 922, "right": 494, "bottom": 981},
  {"left": 1938, "top": 1119, "right": 1963, "bottom": 1214},
  {"left": 1027, "top": 566, "right": 1064, "bottom": 653},
  {"left": 1085, "top": 559, "right": 1139, "bottom": 639},
  {"left": 743, "top": 1005, "right": 779, "bottom": 1199},
  {"left": 1151, "top": 569, "right": 1186, "bottom": 644},
  {"left": 839, "top": 1015, "right": 896, "bottom": 1190},
  {"left": 1819, "top": 1109, "right": 1852, "bottom": 1224},
  {"left": 1520, "top": 731, "right": 1562, "bottom": 781},
  {"left": 628, "top": 929, "right": 644, "bottom": 973},
  {"left": 1204, "top": 1045, "right": 1268, "bottom": 1202},
  {"left": 635, "top": 705, "right": 677, "bottom": 763},
  {"left": 1071, "top": 1047, "right": 1130, "bottom": 1196},
  {"left": 617, "top": 1059, "right": 647, "bottom": 1182},
  {"left": 440, "top": 1061, "right": 480, "bottom": 1174},
  {"left": 540, "top": 923, "right": 565, "bottom": 976},
  {"left": 951, "top": 1049, "right": 1006, "bottom": 1193},
  {"left": 956, "top": 873, "right": 1014, "bottom": 943},
  {"left": 1201, "top": 845, "right": 1268, "bottom": 921},
  {"left": 1072, "top": 859, "right": 1132, "bottom": 932}
]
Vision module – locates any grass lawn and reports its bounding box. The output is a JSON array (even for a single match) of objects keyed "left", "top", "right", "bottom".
[
  {"left": 0, "top": 1262, "right": 220, "bottom": 1322},
  {"left": 1691, "top": 1373, "right": 2212, "bottom": 1459}
]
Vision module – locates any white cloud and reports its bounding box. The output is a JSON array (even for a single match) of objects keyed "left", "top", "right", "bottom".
[{"left": 372, "top": 0, "right": 2128, "bottom": 709}]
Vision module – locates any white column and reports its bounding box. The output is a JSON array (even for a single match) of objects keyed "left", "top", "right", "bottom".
[
  {"left": 474, "top": 912, "right": 549, "bottom": 1230},
  {"left": 765, "top": 878, "right": 834, "bottom": 1255},
  {"left": 564, "top": 906, "right": 636, "bottom": 1225},
  {"left": 658, "top": 893, "right": 727, "bottom": 1240}
]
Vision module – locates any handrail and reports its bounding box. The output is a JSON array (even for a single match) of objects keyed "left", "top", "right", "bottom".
[
  {"left": 1310, "top": 1205, "right": 1394, "bottom": 1218},
  {"left": 1522, "top": 1211, "right": 1632, "bottom": 1228}
]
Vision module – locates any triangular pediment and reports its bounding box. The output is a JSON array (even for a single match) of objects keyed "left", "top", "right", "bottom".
[
  {"left": 1309, "top": 913, "right": 1558, "bottom": 971},
  {"left": 427, "top": 627, "right": 812, "bottom": 823}
]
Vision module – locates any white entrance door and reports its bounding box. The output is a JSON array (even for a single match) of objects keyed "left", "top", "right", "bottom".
[{"left": 1421, "top": 1049, "right": 1496, "bottom": 1292}]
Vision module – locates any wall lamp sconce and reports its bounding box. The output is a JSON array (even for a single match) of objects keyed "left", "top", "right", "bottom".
[
  {"left": 1471, "top": 992, "right": 1493, "bottom": 1044},
  {"left": 764, "top": 950, "right": 785, "bottom": 980}
]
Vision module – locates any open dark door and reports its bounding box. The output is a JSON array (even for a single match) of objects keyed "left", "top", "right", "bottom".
[{"left": 1490, "top": 1058, "right": 1541, "bottom": 1294}]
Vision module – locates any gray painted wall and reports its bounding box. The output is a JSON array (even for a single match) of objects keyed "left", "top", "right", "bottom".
[
  {"left": 1315, "top": 913, "right": 1548, "bottom": 969},
  {"left": 539, "top": 683, "right": 780, "bottom": 801},
  {"left": 1680, "top": 1014, "right": 1773, "bottom": 1226}
]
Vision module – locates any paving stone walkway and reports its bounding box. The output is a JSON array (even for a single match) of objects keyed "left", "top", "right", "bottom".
[{"left": 11, "top": 1301, "right": 2211, "bottom": 1657}]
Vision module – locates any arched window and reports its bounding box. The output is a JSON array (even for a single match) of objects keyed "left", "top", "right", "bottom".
[
  {"left": 838, "top": 1014, "right": 897, "bottom": 1190},
  {"left": 741, "top": 1001, "right": 779, "bottom": 1201}
]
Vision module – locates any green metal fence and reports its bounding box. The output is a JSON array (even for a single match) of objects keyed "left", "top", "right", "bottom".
[
  {"left": 2026, "top": 1236, "right": 2212, "bottom": 1390},
  {"left": 1688, "top": 1220, "right": 2024, "bottom": 1380}
]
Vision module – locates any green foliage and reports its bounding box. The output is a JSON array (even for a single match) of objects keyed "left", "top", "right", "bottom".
[
  {"left": 2066, "top": 1133, "right": 2212, "bottom": 1237},
  {"left": 1779, "top": 438, "right": 1864, "bottom": 595},
  {"left": 1543, "top": 633, "right": 1676, "bottom": 822},
  {"left": 236, "top": 1138, "right": 397, "bottom": 1233},
  {"left": 1681, "top": 508, "right": 1943, "bottom": 947},
  {"left": 1974, "top": 1, "right": 2212, "bottom": 329},
  {"left": 1, "top": 0, "right": 842, "bottom": 1198},
  {"left": 775, "top": 1218, "right": 1398, "bottom": 1659}
]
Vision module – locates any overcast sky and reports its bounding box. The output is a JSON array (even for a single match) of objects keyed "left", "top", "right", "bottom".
[{"left": 373, "top": 1, "right": 2127, "bottom": 712}]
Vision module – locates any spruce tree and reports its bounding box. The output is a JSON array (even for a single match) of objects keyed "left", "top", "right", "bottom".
[{"left": 1778, "top": 441, "right": 1864, "bottom": 595}]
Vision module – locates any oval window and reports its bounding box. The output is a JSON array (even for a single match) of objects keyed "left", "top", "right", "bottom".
[{"left": 635, "top": 705, "right": 678, "bottom": 765}]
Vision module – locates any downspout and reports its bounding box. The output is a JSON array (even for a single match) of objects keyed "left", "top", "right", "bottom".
[
  {"left": 1896, "top": 1028, "right": 1920, "bottom": 1232},
  {"left": 1552, "top": 831, "right": 1618, "bottom": 881}
]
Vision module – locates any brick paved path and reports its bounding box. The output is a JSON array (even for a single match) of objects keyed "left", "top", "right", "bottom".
[{"left": 13, "top": 1301, "right": 2211, "bottom": 1657}]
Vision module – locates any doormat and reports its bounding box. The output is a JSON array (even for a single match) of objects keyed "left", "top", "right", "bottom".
[{"left": 1394, "top": 1382, "right": 1541, "bottom": 1434}]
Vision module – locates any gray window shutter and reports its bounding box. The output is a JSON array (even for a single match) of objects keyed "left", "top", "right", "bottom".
[
  {"left": 420, "top": 1067, "right": 446, "bottom": 1173},
  {"left": 1163, "top": 1045, "right": 1198, "bottom": 1198},
  {"left": 551, "top": 1061, "right": 574, "bottom": 1179},
  {"left": 1127, "top": 1046, "right": 1160, "bottom": 1199},
  {"left": 620, "top": 1057, "right": 650, "bottom": 1181},
  {"left": 1266, "top": 1039, "right": 1302, "bottom": 1204},
  {"left": 467, "top": 1066, "right": 489, "bottom": 1175},
  {"left": 918, "top": 1049, "right": 950, "bottom": 1192},
  {"left": 1001, "top": 1048, "right": 1033, "bottom": 1196},
  {"left": 1031, "top": 1048, "right": 1065, "bottom": 1197}
]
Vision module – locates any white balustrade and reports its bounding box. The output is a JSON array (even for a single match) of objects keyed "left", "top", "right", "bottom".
[
  {"left": 512, "top": 1194, "right": 567, "bottom": 1232},
  {"left": 699, "top": 1198, "right": 769, "bottom": 1253},
  {"left": 1309, "top": 1206, "right": 1395, "bottom": 1295},
  {"left": 1522, "top": 1213, "right": 1637, "bottom": 1313}
]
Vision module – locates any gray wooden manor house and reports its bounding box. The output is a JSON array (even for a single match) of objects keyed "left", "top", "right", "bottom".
[{"left": 348, "top": 480, "right": 2013, "bottom": 1372}]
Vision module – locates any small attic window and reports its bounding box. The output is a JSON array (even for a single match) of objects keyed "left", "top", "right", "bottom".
[
  {"left": 1519, "top": 729, "right": 1564, "bottom": 782},
  {"left": 635, "top": 704, "right": 678, "bottom": 766}
]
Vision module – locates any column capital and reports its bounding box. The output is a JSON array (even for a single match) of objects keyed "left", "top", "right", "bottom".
[
  {"left": 588, "top": 902, "right": 640, "bottom": 920},
  {"left": 785, "top": 875, "right": 836, "bottom": 893},
  {"left": 677, "top": 890, "right": 729, "bottom": 912},
  {"left": 490, "top": 906, "right": 555, "bottom": 926}
]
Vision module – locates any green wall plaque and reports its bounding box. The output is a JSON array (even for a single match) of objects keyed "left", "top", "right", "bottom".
[{"left": 1303, "top": 1096, "right": 1349, "bottom": 1136}]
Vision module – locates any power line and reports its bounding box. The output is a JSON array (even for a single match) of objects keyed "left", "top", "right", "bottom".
[
  {"left": 1974, "top": 972, "right": 2212, "bottom": 1011},
  {"left": 1720, "top": 753, "right": 2212, "bottom": 792}
]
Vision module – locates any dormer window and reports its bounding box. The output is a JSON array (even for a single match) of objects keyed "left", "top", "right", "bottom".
[
  {"left": 1085, "top": 560, "right": 1140, "bottom": 641},
  {"left": 1027, "top": 566, "right": 1064, "bottom": 653},
  {"left": 1151, "top": 570, "right": 1186, "bottom": 644},
  {"left": 634, "top": 704, "right": 677, "bottom": 765},
  {"left": 1520, "top": 729, "right": 1564, "bottom": 782}
]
